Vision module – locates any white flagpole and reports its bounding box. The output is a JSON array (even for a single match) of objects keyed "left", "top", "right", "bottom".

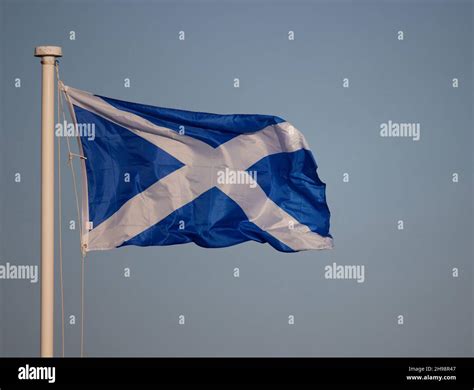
[{"left": 34, "top": 46, "right": 62, "bottom": 357}]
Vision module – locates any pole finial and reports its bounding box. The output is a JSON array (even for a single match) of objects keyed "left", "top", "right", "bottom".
[{"left": 34, "top": 46, "right": 62, "bottom": 57}]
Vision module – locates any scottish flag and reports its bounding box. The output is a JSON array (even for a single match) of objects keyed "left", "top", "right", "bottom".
[{"left": 64, "top": 86, "right": 333, "bottom": 253}]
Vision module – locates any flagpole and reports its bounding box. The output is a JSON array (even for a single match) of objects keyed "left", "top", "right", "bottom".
[{"left": 34, "top": 46, "right": 62, "bottom": 357}]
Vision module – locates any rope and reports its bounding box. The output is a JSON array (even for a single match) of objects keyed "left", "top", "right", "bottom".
[
  {"left": 80, "top": 250, "right": 85, "bottom": 358},
  {"left": 59, "top": 87, "right": 86, "bottom": 358},
  {"left": 55, "top": 62, "right": 87, "bottom": 357}
]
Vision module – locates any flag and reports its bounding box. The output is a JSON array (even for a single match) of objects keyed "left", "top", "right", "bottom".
[{"left": 63, "top": 86, "right": 333, "bottom": 253}]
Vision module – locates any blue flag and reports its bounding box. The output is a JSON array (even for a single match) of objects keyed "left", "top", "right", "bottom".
[{"left": 64, "top": 86, "right": 333, "bottom": 253}]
